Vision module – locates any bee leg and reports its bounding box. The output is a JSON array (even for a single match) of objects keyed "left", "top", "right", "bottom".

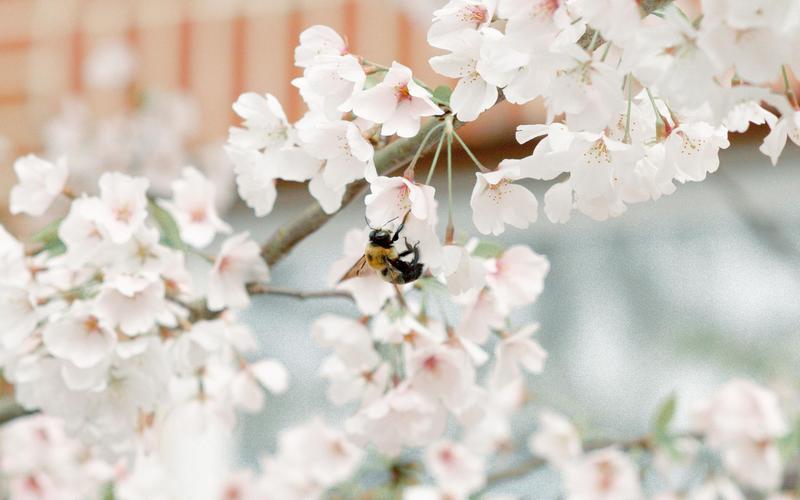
[
  {"left": 397, "top": 242, "right": 414, "bottom": 258},
  {"left": 391, "top": 223, "right": 404, "bottom": 243},
  {"left": 391, "top": 210, "right": 413, "bottom": 243},
  {"left": 409, "top": 245, "right": 421, "bottom": 266}
]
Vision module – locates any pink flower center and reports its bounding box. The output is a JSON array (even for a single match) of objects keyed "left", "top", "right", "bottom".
[
  {"left": 595, "top": 460, "right": 615, "bottom": 492},
  {"left": 24, "top": 476, "right": 43, "bottom": 494},
  {"left": 83, "top": 316, "right": 101, "bottom": 335},
  {"left": 114, "top": 205, "right": 133, "bottom": 223},
  {"left": 533, "top": 0, "right": 559, "bottom": 17},
  {"left": 35, "top": 427, "right": 50, "bottom": 443},
  {"left": 190, "top": 208, "right": 207, "bottom": 223},
  {"left": 329, "top": 438, "right": 347, "bottom": 457},
  {"left": 438, "top": 447, "right": 455, "bottom": 464},
  {"left": 460, "top": 5, "right": 488, "bottom": 25},
  {"left": 422, "top": 355, "right": 440, "bottom": 373},
  {"left": 218, "top": 256, "right": 232, "bottom": 273},
  {"left": 584, "top": 139, "right": 611, "bottom": 166},
  {"left": 395, "top": 83, "right": 412, "bottom": 102},
  {"left": 222, "top": 486, "right": 242, "bottom": 500}
]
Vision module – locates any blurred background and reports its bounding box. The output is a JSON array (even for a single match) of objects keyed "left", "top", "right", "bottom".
[{"left": 0, "top": 0, "right": 798, "bottom": 492}]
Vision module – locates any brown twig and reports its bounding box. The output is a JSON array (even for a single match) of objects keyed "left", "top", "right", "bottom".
[
  {"left": 0, "top": 396, "right": 33, "bottom": 425},
  {"left": 486, "top": 436, "right": 652, "bottom": 486},
  {"left": 247, "top": 283, "right": 352, "bottom": 301}
]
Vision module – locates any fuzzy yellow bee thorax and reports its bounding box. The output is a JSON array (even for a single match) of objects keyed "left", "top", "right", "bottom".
[{"left": 365, "top": 244, "right": 398, "bottom": 271}]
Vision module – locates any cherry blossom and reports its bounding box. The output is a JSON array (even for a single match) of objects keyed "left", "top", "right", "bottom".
[
  {"left": 42, "top": 302, "right": 116, "bottom": 369},
  {"left": 294, "top": 25, "right": 348, "bottom": 69},
  {"left": 427, "top": 0, "right": 496, "bottom": 49},
  {"left": 424, "top": 440, "right": 486, "bottom": 497},
  {"left": 491, "top": 323, "right": 547, "bottom": 389},
  {"left": 160, "top": 166, "right": 231, "bottom": 249},
  {"left": 0, "top": 287, "right": 38, "bottom": 349},
  {"left": 83, "top": 39, "right": 137, "bottom": 90},
  {"left": 440, "top": 243, "right": 487, "bottom": 296},
  {"left": 231, "top": 359, "right": 289, "bottom": 413},
  {"left": 429, "top": 29, "right": 500, "bottom": 122},
  {"left": 408, "top": 343, "right": 476, "bottom": 409},
  {"left": 226, "top": 146, "right": 279, "bottom": 217},
  {"left": 692, "top": 379, "right": 788, "bottom": 491},
  {"left": 95, "top": 277, "right": 166, "bottom": 336},
  {"left": 562, "top": 447, "right": 643, "bottom": 500},
  {"left": 228, "top": 92, "right": 292, "bottom": 152},
  {"left": 0, "top": 225, "right": 29, "bottom": 286},
  {"left": 470, "top": 162, "right": 538, "bottom": 235},
  {"left": 9, "top": 155, "right": 68, "bottom": 217},
  {"left": 569, "top": 0, "right": 642, "bottom": 43},
  {"left": 95, "top": 172, "right": 150, "bottom": 244},
  {"left": 759, "top": 95, "right": 800, "bottom": 165},
  {"left": 58, "top": 197, "right": 110, "bottom": 269},
  {"left": 207, "top": 232, "right": 270, "bottom": 311},
  {"left": 351, "top": 62, "right": 443, "bottom": 138},
  {"left": 346, "top": 384, "right": 447, "bottom": 455},
  {"left": 664, "top": 122, "right": 730, "bottom": 183},
  {"left": 529, "top": 410, "right": 582, "bottom": 467},
  {"left": 485, "top": 245, "right": 549, "bottom": 313},
  {"left": 297, "top": 118, "right": 376, "bottom": 192},
  {"left": 293, "top": 54, "right": 366, "bottom": 119}
]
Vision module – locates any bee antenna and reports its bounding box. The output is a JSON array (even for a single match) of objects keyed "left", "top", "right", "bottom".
[
  {"left": 365, "top": 215, "right": 376, "bottom": 230},
  {"left": 383, "top": 215, "right": 399, "bottom": 227}
]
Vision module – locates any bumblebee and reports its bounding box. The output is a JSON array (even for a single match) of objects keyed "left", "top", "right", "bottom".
[{"left": 339, "top": 211, "right": 425, "bottom": 285}]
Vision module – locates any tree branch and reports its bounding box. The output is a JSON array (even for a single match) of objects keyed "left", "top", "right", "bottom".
[
  {"left": 0, "top": 396, "right": 32, "bottom": 425},
  {"left": 247, "top": 283, "right": 353, "bottom": 301},
  {"left": 486, "top": 436, "right": 651, "bottom": 486}
]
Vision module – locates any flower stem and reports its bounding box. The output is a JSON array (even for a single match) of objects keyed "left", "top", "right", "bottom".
[
  {"left": 600, "top": 41, "right": 612, "bottom": 62},
  {"left": 645, "top": 87, "right": 669, "bottom": 139},
  {"left": 588, "top": 30, "right": 600, "bottom": 53},
  {"left": 426, "top": 129, "right": 446, "bottom": 185},
  {"left": 403, "top": 122, "right": 445, "bottom": 179},
  {"left": 361, "top": 59, "right": 389, "bottom": 72},
  {"left": 623, "top": 74, "right": 633, "bottom": 143},
  {"left": 445, "top": 120, "right": 455, "bottom": 244},
  {"left": 452, "top": 130, "right": 490, "bottom": 173},
  {"left": 782, "top": 65, "right": 799, "bottom": 109}
]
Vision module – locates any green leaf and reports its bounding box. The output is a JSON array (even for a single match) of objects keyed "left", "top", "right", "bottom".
[
  {"left": 432, "top": 85, "right": 453, "bottom": 105},
  {"left": 472, "top": 240, "right": 504, "bottom": 259},
  {"left": 652, "top": 393, "right": 677, "bottom": 446},
  {"left": 147, "top": 200, "right": 186, "bottom": 251},
  {"left": 101, "top": 482, "right": 115, "bottom": 500},
  {"left": 778, "top": 417, "right": 800, "bottom": 459},
  {"left": 32, "top": 218, "right": 66, "bottom": 256}
]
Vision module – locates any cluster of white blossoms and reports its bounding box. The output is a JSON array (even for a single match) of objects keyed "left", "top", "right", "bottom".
[
  {"left": 0, "top": 414, "right": 114, "bottom": 499},
  {"left": 2, "top": 0, "right": 800, "bottom": 499},
  {"left": 527, "top": 379, "right": 796, "bottom": 500},
  {"left": 426, "top": 0, "right": 800, "bottom": 224},
  {"left": 1, "top": 156, "right": 288, "bottom": 453}
]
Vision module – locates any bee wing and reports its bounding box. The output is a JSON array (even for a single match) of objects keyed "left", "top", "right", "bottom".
[{"left": 338, "top": 254, "right": 373, "bottom": 283}]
